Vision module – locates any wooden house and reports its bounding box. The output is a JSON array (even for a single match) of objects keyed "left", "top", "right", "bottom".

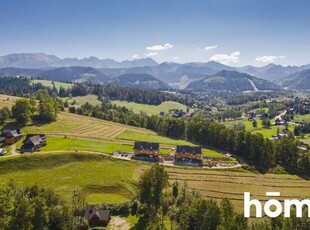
[
  {"left": 175, "top": 145, "right": 202, "bottom": 163},
  {"left": 83, "top": 209, "right": 111, "bottom": 227},
  {"left": 21, "top": 134, "right": 47, "bottom": 153},
  {"left": 2, "top": 129, "right": 23, "bottom": 145},
  {"left": 133, "top": 141, "right": 160, "bottom": 158}
]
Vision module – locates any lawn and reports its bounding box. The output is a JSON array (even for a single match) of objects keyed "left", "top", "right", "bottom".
[
  {"left": 16, "top": 136, "right": 134, "bottom": 154},
  {"left": 32, "top": 79, "right": 72, "bottom": 90},
  {"left": 112, "top": 100, "right": 190, "bottom": 116}
]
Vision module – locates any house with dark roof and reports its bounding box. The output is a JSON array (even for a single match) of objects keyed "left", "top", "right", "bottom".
[
  {"left": 84, "top": 209, "right": 111, "bottom": 227},
  {"left": 133, "top": 141, "right": 160, "bottom": 158},
  {"left": 2, "top": 128, "right": 23, "bottom": 145},
  {"left": 21, "top": 134, "right": 47, "bottom": 153},
  {"left": 174, "top": 145, "right": 203, "bottom": 165}
]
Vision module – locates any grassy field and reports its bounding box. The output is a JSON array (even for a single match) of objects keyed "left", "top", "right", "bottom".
[
  {"left": 166, "top": 167, "right": 310, "bottom": 212},
  {"left": 32, "top": 79, "right": 72, "bottom": 90},
  {"left": 63, "top": 95, "right": 102, "bottom": 107},
  {"left": 0, "top": 153, "right": 139, "bottom": 203},
  {"left": 249, "top": 107, "right": 269, "bottom": 113},
  {"left": 0, "top": 94, "right": 20, "bottom": 109},
  {"left": 294, "top": 113, "right": 310, "bottom": 123},
  {"left": 117, "top": 130, "right": 193, "bottom": 146},
  {"left": 0, "top": 152, "right": 308, "bottom": 212},
  {"left": 112, "top": 100, "right": 189, "bottom": 116},
  {"left": 16, "top": 136, "right": 134, "bottom": 154},
  {"left": 224, "top": 119, "right": 294, "bottom": 138}
]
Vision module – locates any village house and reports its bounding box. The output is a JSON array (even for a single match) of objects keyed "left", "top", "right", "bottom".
[
  {"left": 271, "top": 129, "right": 289, "bottom": 141},
  {"left": 83, "top": 209, "right": 111, "bottom": 228},
  {"left": 273, "top": 118, "right": 286, "bottom": 126},
  {"left": 133, "top": 141, "right": 160, "bottom": 159},
  {"left": 174, "top": 145, "right": 203, "bottom": 166},
  {"left": 169, "top": 109, "right": 186, "bottom": 118},
  {"left": 1, "top": 128, "right": 23, "bottom": 145},
  {"left": 247, "top": 112, "right": 255, "bottom": 121},
  {"left": 299, "top": 142, "right": 309, "bottom": 151},
  {"left": 0, "top": 148, "right": 7, "bottom": 155},
  {"left": 21, "top": 134, "right": 47, "bottom": 153}
]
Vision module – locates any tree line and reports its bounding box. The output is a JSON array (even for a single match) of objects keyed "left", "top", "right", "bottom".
[
  {"left": 59, "top": 83, "right": 195, "bottom": 106},
  {"left": 10, "top": 90, "right": 61, "bottom": 125},
  {"left": 0, "top": 77, "right": 195, "bottom": 106},
  {"left": 0, "top": 182, "right": 88, "bottom": 230}
]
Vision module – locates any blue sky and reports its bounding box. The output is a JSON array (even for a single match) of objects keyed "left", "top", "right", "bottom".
[{"left": 1, "top": 0, "right": 310, "bottom": 66}]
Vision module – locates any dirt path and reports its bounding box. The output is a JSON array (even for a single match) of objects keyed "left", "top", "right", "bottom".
[
  {"left": 108, "top": 216, "right": 130, "bottom": 230},
  {"left": 11, "top": 144, "right": 19, "bottom": 156}
]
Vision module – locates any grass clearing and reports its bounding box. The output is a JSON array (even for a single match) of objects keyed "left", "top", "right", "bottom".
[
  {"left": 224, "top": 119, "right": 294, "bottom": 139},
  {"left": 294, "top": 114, "right": 310, "bottom": 123},
  {"left": 112, "top": 101, "right": 189, "bottom": 116},
  {"left": 32, "top": 79, "right": 72, "bottom": 90},
  {"left": 0, "top": 94, "right": 20, "bottom": 109},
  {"left": 63, "top": 94, "right": 102, "bottom": 107}
]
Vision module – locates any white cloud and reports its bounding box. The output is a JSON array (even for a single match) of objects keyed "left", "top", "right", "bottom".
[
  {"left": 132, "top": 54, "right": 139, "bottom": 59},
  {"left": 210, "top": 51, "right": 240, "bottom": 64},
  {"left": 205, "top": 45, "right": 218, "bottom": 51},
  {"left": 146, "top": 43, "right": 173, "bottom": 51},
  {"left": 255, "top": 55, "right": 285, "bottom": 63},
  {"left": 146, "top": 52, "right": 158, "bottom": 57},
  {"left": 172, "top": 56, "right": 179, "bottom": 60}
]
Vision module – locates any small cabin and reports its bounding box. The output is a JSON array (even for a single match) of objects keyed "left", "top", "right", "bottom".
[
  {"left": 2, "top": 129, "right": 23, "bottom": 145},
  {"left": 133, "top": 141, "right": 160, "bottom": 158},
  {"left": 84, "top": 209, "right": 111, "bottom": 228},
  {"left": 21, "top": 134, "right": 47, "bottom": 153}
]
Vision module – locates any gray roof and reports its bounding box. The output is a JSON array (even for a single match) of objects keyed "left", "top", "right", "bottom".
[
  {"left": 176, "top": 145, "right": 202, "bottom": 154},
  {"left": 84, "top": 209, "right": 110, "bottom": 221}
]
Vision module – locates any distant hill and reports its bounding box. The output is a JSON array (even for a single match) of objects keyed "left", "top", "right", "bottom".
[
  {"left": 0, "top": 53, "right": 158, "bottom": 69},
  {"left": 38, "top": 67, "right": 110, "bottom": 83},
  {"left": 1, "top": 52, "right": 310, "bottom": 87},
  {"left": 277, "top": 69, "right": 310, "bottom": 90},
  {"left": 109, "top": 73, "right": 171, "bottom": 90},
  {"left": 0, "top": 67, "right": 44, "bottom": 77},
  {"left": 0, "top": 53, "right": 62, "bottom": 69},
  {"left": 186, "top": 70, "right": 281, "bottom": 92},
  {"left": 237, "top": 63, "right": 310, "bottom": 81}
]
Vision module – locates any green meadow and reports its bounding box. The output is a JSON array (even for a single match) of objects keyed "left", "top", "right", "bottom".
[
  {"left": 112, "top": 100, "right": 189, "bottom": 116},
  {"left": 0, "top": 153, "right": 140, "bottom": 203}
]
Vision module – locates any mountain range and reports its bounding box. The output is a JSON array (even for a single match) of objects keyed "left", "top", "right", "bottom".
[
  {"left": 0, "top": 53, "right": 158, "bottom": 69},
  {"left": 186, "top": 70, "right": 281, "bottom": 92},
  {"left": 0, "top": 53, "right": 309, "bottom": 91}
]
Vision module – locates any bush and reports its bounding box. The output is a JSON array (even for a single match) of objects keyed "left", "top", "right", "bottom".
[{"left": 69, "top": 107, "right": 76, "bottom": 113}]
